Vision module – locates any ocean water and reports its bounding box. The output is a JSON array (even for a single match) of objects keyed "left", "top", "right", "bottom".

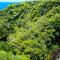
[{"left": 0, "top": 2, "right": 15, "bottom": 10}]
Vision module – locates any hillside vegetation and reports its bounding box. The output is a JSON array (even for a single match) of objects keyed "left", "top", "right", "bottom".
[{"left": 0, "top": 1, "right": 60, "bottom": 60}]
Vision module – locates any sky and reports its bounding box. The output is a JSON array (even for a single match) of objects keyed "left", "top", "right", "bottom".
[{"left": 0, "top": 0, "right": 26, "bottom": 2}]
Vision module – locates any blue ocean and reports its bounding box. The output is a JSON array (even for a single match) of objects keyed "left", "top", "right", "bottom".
[{"left": 0, "top": 2, "right": 15, "bottom": 10}]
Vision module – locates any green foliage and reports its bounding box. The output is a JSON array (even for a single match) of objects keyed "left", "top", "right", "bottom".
[
  {"left": 0, "top": 1, "right": 60, "bottom": 60},
  {"left": 0, "top": 51, "right": 30, "bottom": 60}
]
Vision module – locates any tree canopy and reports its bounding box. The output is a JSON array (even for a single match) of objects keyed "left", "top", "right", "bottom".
[{"left": 0, "top": 1, "right": 60, "bottom": 60}]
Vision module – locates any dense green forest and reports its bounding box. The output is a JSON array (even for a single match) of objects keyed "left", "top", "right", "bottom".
[{"left": 0, "top": 1, "right": 60, "bottom": 60}]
